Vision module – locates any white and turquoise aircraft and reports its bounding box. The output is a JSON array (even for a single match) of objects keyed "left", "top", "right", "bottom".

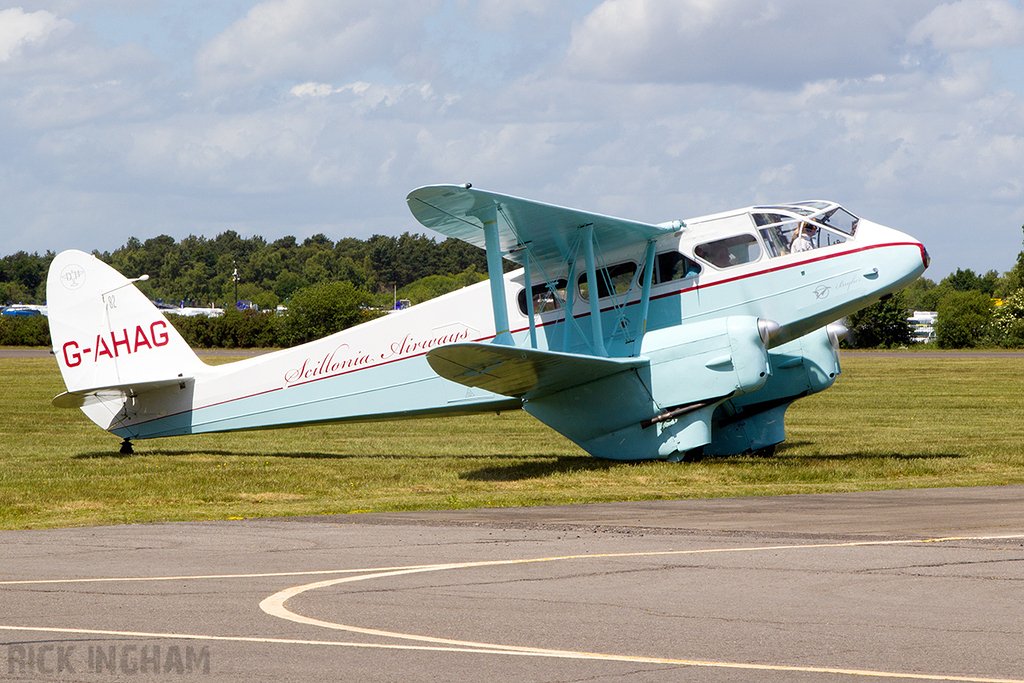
[{"left": 47, "top": 185, "right": 928, "bottom": 459}]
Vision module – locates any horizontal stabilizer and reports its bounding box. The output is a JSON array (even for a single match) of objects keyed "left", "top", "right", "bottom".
[
  {"left": 52, "top": 378, "right": 192, "bottom": 409},
  {"left": 426, "top": 342, "right": 647, "bottom": 400}
]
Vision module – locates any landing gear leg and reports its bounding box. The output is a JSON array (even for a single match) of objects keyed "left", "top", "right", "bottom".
[
  {"left": 681, "top": 446, "right": 705, "bottom": 462},
  {"left": 119, "top": 439, "right": 134, "bottom": 455}
]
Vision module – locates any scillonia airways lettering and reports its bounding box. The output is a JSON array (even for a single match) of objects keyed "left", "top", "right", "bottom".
[
  {"left": 283, "top": 344, "right": 376, "bottom": 384},
  {"left": 283, "top": 328, "right": 472, "bottom": 385},
  {"left": 381, "top": 329, "right": 471, "bottom": 360},
  {"left": 62, "top": 321, "right": 171, "bottom": 368}
]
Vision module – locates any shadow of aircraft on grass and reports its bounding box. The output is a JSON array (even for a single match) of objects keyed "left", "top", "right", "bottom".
[
  {"left": 770, "top": 442, "right": 966, "bottom": 462},
  {"left": 460, "top": 447, "right": 967, "bottom": 481},
  {"left": 72, "top": 444, "right": 966, "bottom": 482},
  {"left": 73, "top": 448, "right": 577, "bottom": 461},
  {"left": 461, "top": 455, "right": 621, "bottom": 481}
]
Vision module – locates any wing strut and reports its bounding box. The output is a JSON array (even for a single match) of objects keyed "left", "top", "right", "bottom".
[
  {"left": 581, "top": 224, "right": 607, "bottom": 357},
  {"left": 636, "top": 239, "right": 657, "bottom": 351},
  {"left": 563, "top": 260, "right": 576, "bottom": 352},
  {"left": 521, "top": 245, "right": 537, "bottom": 348},
  {"left": 477, "top": 203, "right": 513, "bottom": 345}
]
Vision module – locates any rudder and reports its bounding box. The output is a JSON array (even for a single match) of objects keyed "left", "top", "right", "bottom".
[{"left": 47, "top": 250, "right": 206, "bottom": 401}]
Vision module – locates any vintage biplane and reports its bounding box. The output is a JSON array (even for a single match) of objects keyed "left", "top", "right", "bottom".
[{"left": 47, "top": 185, "right": 928, "bottom": 459}]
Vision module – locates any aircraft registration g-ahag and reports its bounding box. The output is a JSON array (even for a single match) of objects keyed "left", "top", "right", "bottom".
[{"left": 47, "top": 185, "right": 928, "bottom": 459}]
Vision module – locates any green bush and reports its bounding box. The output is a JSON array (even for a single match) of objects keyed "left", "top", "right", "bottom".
[
  {"left": 935, "top": 290, "right": 994, "bottom": 348},
  {"left": 282, "top": 281, "right": 379, "bottom": 347},
  {"left": 396, "top": 267, "right": 485, "bottom": 305},
  {"left": 844, "top": 293, "right": 912, "bottom": 348},
  {"left": 1003, "top": 319, "right": 1024, "bottom": 348},
  {"left": 984, "top": 288, "right": 1024, "bottom": 348},
  {"left": 166, "top": 309, "right": 284, "bottom": 349},
  {"left": 0, "top": 315, "right": 51, "bottom": 346}
]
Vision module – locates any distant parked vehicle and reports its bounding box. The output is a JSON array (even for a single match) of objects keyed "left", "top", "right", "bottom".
[
  {"left": 907, "top": 310, "right": 937, "bottom": 343},
  {"left": 1, "top": 304, "right": 47, "bottom": 317}
]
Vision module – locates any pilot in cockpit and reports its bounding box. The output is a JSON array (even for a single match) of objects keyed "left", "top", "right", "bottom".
[{"left": 791, "top": 222, "right": 817, "bottom": 253}]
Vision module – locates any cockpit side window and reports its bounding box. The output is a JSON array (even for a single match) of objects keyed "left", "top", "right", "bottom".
[
  {"left": 815, "top": 225, "right": 849, "bottom": 248},
  {"left": 694, "top": 235, "right": 761, "bottom": 268},
  {"left": 752, "top": 212, "right": 789, "bottom": 227},
  {"left": 754, "top": 214, "right": 802, "bottom": 258},
  {"left": 754, "top": 212, "right": 849, "bottom": 257},
  {"left": 517, "top": 279, "right": 567, "bottom": 316}
]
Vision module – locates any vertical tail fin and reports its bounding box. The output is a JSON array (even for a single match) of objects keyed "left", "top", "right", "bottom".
[{"left": 47, "top": 250, "right": 206, "bottom": 405}]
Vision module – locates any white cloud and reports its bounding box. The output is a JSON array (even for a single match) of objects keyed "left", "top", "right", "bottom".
[
  {"left": 564, "top": 0, "right": 940, "bottom": 87},
  {"left": 0, "top": 7, "right": 162, "bottom": 132},
  {"left": 472, "top": 0, "right": 554, "bottom": 24},
  {"left": 0, "top": 8, "right": 70, "bottom": 63},
  {"left": 291, "top": 82, "right": 335, "bottom": 98},
  {"left": 909, "top": 0, "right": 1024, "bottom": 51},
  {"left": 195, "top": 0, "right": 441, "bottom": 91},
  {"left": 2, "top": 0, "right": 1024, "bottom": 282}
]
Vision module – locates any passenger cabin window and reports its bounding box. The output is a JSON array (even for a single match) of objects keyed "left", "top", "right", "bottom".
[
  {"left": 655, "top": 251, "right": 701, "bottom": 282},
  {"left": 578, "top": 261, "right": 637, "bottom": 301},
  {"left": 694, "top": 235, "right": 761, "bottom": 268},
  {"left": 638, "top": 251, "right": 702, "bottom": 285},
  {"left": 517, "top": 279, "right": 567, "bottom": 316}
]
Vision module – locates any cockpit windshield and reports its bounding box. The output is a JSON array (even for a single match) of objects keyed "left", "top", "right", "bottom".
[
  {"left": 751, "top": 202, "right": 857, "bottom": 258},
  {"left": 815, "top": 207, "right": 859, "bottom": 235}
]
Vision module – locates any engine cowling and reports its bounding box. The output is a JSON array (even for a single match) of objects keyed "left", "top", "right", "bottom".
[{"left": 525, "top": 316, "right": 773, "bottom": 460}]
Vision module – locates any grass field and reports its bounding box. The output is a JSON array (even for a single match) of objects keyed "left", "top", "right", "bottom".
[{"left": 2, "top": 351, "right": 1023, "bottom": 529}]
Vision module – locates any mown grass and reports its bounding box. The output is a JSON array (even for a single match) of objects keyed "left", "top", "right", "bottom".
[{"left": 1, "top": 352, "right": 1023, "bottom": 529}]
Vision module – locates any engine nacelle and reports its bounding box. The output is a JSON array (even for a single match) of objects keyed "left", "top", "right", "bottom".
[
  {"left": 525, "top": 316, "right": 773, "bottom": 460},
  {"left": 640, "top": 315, "right": 772, "bottom": 408},
  {"left": 705, "top": 326, "right": 841, "bottom": 456}
]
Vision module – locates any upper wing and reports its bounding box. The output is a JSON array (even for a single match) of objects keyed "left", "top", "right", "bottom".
[
  {"left": 407, "top": 185, "right": 680, "bottom": 268},
  {"left": 426, "top": 342, "right": 647, "bottom": 400}
]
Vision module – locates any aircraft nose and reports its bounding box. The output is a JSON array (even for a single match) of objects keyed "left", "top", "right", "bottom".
[
  {"left": 869, "top": 219, "right": 929, "bottom": 273},
  {"left": 903, "top": 236, "right": 930, "bottom": 272},
  {"left": 889, "top": 232, "right": 930, "bottom": 287}
]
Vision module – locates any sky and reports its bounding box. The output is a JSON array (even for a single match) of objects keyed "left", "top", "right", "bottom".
[{"left": 1, "top": 0, "right": 1023, "bottom": 281}]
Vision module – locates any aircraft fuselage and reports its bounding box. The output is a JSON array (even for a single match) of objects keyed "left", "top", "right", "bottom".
[{"left": 50, "top": 196, "right": 927, "bottom": 460}]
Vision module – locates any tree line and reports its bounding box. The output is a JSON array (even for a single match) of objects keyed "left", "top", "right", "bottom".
[
  {"left": 1, "top": 231, "right": 491, "bottom": 310},
  {"left": 847, "top": 226, "right": 1024, "bottom": 349},
  {"left": 3, "top": 227, "right": 1024, "bottom": 349},
  {"left": 0, "top": 231, "right": 492, "bottom": 348}
]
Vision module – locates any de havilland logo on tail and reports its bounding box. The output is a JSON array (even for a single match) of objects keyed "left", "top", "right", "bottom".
[
  {"left": 46, "top": 185, "right": 928, "bottom": 460},
  {"left": 60, "top": 264, "right": 86, "bottom": 290}
]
